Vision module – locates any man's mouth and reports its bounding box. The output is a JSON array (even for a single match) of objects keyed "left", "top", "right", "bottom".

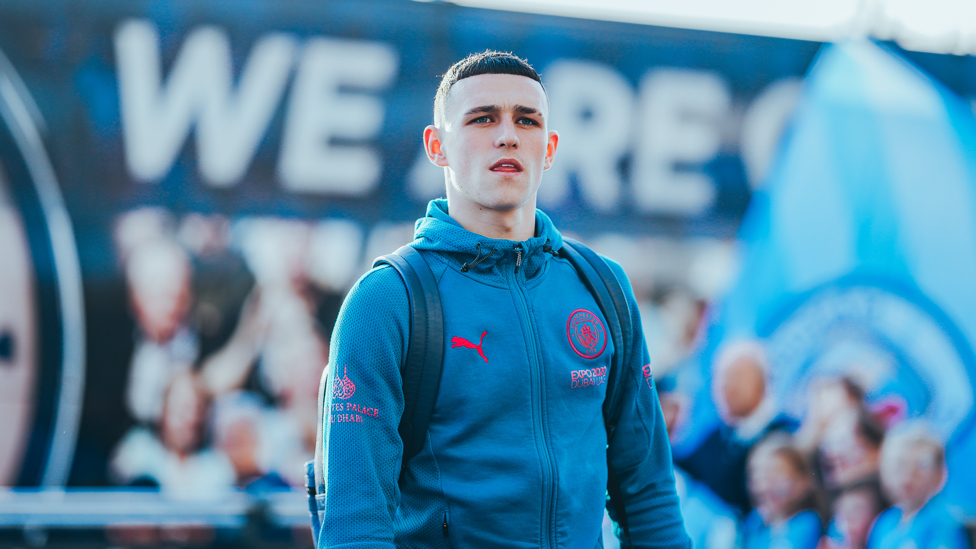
[{"left": 490, "top": 159, "right": 523, "bottom": 173}]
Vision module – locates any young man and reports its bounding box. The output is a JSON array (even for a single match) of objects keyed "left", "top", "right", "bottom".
[{"left": 319, "top": 51, "right": 690, "bottom": 548}]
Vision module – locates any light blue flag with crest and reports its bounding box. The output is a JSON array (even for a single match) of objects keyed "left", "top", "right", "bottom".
[{"left": 672, "top": 40, "right": 976, "bottom": 514}]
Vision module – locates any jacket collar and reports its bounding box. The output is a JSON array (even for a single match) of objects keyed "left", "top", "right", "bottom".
[{"left": 413, "top": 199, "right": 563, "bottom": 280}]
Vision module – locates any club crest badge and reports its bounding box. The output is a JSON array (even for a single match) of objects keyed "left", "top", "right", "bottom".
[
  {"left": 332, "top": 365, "right": 356, "bottom": 400},
  {"left": 567, "top": 309, "right": 607, "bottom": 359}
]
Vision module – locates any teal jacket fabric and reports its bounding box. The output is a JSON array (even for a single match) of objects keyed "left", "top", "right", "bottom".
[{"left": 319, "top": 199, "right": 690, "bottom": 548}]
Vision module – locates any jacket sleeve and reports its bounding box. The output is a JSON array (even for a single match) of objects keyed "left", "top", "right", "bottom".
[
  {"left": 604, "top": 259, "right": 692, "bottom": 549},
  {"left": 319, "top": 265, "right": 409, "bottom": 549}
]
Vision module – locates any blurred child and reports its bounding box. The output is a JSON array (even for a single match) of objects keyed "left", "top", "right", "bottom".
[
  {"left": 796, "top": 376, "right": 866, "bottom": 456},
  {"left": 866, "top": 425, "right": 969, "bottom": 549},
  {"left": 743, "top": 435, "right": 823, "bottom": 549},
  {"left": 821, "top": 408, "right": 885, "bottom": 490},
  {"left": 821, "top": 480, "right": 888, "bottom": 549}
]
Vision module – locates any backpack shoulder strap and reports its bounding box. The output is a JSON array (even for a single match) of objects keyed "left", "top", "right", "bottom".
[
  {"left": 558, "top": 237, "right": 634, "bottom": 432},
  {"left": 308, "top": 245, "right": 443, "bottom": 539},
  {"left": 558, "top": 237, "right": 635, "bottom": 545},
  {"left": 371, "top": 245, "right": 445, "bottom": 476}
]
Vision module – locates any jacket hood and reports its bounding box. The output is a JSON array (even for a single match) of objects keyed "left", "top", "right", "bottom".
[{"left": 412, "top": 199, "right": 563, "bottom": 279}]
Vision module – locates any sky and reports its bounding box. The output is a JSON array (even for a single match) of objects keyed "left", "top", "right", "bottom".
[{"left": 424, "top": 0, "right": 976, "bottom": 55}]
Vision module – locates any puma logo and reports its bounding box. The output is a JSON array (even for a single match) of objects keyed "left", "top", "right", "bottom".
[{"left": 451, "top": 331, "right": 487, "bottom": 363}]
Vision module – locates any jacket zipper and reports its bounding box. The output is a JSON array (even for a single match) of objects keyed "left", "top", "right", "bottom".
[{"left": 510, "top": 244, "right": 555, "bottom": 549}]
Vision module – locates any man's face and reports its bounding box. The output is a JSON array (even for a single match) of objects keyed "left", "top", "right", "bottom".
[{"left": 426, "top": 74, "right": 557, "bottom": 214}]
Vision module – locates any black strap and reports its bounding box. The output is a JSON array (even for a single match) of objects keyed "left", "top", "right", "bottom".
[
  {"left": 558, "top": 238, "right": 634, "bottom": 544},
  {"left": 372, "top": 245, "right": 445, "bottom": 477}
]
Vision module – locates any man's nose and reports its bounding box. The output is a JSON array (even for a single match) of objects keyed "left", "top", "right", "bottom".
[{"left": 494, "top": 117, "right": 519, "bottom": 148}]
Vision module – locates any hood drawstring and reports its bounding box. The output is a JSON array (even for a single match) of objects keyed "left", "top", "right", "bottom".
[
  {"left": 461, "top": 243, "right": 497, "bottom": 273},
  {"left": 542, "top": 239, "right": 559, "bottom": 257}
]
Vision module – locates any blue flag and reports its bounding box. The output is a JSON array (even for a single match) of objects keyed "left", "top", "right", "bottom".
[{"left": 673, "top": 40, "right": 976, "bottom": 515}]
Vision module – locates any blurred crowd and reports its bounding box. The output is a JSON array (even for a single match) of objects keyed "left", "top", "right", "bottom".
[
  {"left": 654, "top": 340, "right": 971, "bottom": 549},
  {"left": 109, "top": 207, "right": 343, "bottom": 497},
  {"left": 105, "top": 207, "right": 972, "bottom": 549}
]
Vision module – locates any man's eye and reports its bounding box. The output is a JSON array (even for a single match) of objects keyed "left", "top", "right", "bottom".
[
  {"left": 518, "top": 118, "right": 540, "bottom": 126},
  {"left": 471, "top": 115, "right": 491, "bottom": 124}
]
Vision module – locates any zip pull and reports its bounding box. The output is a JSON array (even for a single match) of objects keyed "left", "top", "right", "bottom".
[
  {"left": 442, "top": 510, "right": 450, "bottom": 537},
  {"left": 514, "top": 245, "right": 523, "bottom": 273}
]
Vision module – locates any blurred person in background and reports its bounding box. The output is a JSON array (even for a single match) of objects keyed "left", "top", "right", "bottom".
[
  {"left": 677, "top": 339, "right": 799, "bottom": 513},
  {"left": 205, "top": 217, "right": 329, "bottom": 486},
  {"left": 796, "top": 376, "right": 867, "bottom": 457},
  {"left": 743, "top": 435, "right": 824, "bottom": 549},
  {"left": 110, "top": 370, "right": 234, "bottom": 493},
  {"left": 116, "top": 210, "right": 332, "bottom": 490},
  {"left": 122, "top": 232, "right": 198, "bottom": 425},
  {"left": 106, "top": 368, "right": 228, "bottom": 546},
  {"left": 177, "top": 213, "right": 257, "bottom": 370},
  {"left": 867, "top": 425, "right": 970, "bottom": 549},
  {"left": 211, "top": 391, "right": 289, "bottom": 493},
  {"left": 821, "top": 480, "right": 888, "bottom": 549},
  {"left": 658, "top": 375, "right": 739, "bottom": 549},
  {"left": 820, "top": 408, "right": 885, "bottom": 492}
]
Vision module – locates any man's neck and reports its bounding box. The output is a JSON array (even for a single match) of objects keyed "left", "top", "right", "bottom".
[{"left": 447, "top": 199, "right": 537, "bottom": 241}]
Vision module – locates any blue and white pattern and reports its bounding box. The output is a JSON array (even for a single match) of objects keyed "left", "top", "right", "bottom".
[{"left": 673, "top": 40, "right": 976, "bottom": 515}]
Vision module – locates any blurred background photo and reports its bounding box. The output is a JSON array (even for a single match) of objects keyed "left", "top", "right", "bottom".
[{"left": 1, "top": 0, "right": 976, "bottom": 547}]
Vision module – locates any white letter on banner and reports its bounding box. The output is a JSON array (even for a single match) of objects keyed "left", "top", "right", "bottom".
[
  {"left": 632, "top": 69, "right": 729, "bottom": 215},
  {"left": 540, "top": 60, "right": 634, "bottom": 211},
  {"left": 115, "top": 19, "right": 296, "bottom": 185},
  {"left": 278, "top": 38, "right": 398, "bottom": 195}
]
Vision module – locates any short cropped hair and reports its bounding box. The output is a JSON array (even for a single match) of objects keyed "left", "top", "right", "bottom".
[{"left": 433, "top": 50, "right": 545, "bottom": 126}]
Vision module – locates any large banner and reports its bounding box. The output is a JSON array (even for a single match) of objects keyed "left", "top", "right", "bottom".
[
  {"left": 0, "top": 0, "right": 823, "bottom": 492},
  {"left": 677, "top": 40, "right": 976, "bottom": 515}
]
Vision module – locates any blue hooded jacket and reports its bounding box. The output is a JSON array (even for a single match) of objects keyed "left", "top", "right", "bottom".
[{"left": 320, "top": 200, "right": 690, "bottom": 548}]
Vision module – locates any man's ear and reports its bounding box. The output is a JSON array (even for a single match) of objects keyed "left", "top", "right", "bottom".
[
  {"left": 543, "top": 130, "right": 559, "bottom": 170},
  {"left": 424, "top": 126, "right": 449, "bottom": 167}
]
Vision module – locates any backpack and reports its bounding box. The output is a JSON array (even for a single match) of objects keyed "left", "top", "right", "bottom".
[{"left": 306, "top": 237, "right": 637, "bottom": 545}]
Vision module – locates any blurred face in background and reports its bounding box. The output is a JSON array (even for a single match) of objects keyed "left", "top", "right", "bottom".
[
  {"left": 834, "top": 487, "right": 884, "bottom": 549},
  {"left": 880, "top": 440, "right": 944, "bottom": 514},
  {"left": 221, "top": 416, "right": 262, "bottom": 481},
  {"left": 161, "top": 372, "right": 208, "bottom": 458},
  {"left": 126, "top": 240, "right": 193, "bottom": 343},
  {"left": 812, "top": 379, "right": 861, "bottom": 426},
  {"left": 749, "top": 446, "right": 813, "bottom": 524},
  {"left": 716, "top": 354, "right": 766, "bottom": 422},
  {"left": 822, "top": 411, "right": 881, "bottom": 487}
]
